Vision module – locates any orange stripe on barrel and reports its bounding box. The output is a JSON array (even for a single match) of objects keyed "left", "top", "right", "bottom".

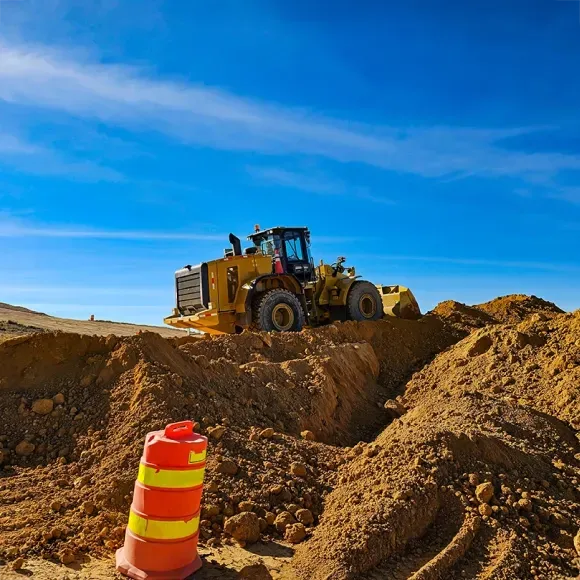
[
  {"left": 132, "top": 480, "right": 203, "bottom": 519},
  {"left": 121, "top": 529, "right": 202, "bottom": 573}
]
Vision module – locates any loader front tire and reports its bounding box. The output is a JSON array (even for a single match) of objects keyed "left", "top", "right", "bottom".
[
  {"left": 346, "top": 281, "right": 383, "bottom": 322},
  {"left": 252, "top": 289, "right": 305, "bottom": 332}
]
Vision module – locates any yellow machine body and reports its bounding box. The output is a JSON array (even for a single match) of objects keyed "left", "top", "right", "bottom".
[
  {"left": 164, "top": 253, "right": 298, "bottom": 334},
  {"left": 164, "top": 226, "right": 420, "bottom": 334}
]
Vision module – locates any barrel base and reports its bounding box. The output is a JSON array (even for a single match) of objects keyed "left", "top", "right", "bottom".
[{"left": 116, "top": 548, "right": 202, "bottom": 580}]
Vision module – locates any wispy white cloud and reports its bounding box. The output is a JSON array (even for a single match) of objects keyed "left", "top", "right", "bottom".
[
  {"left": 550, "top": 186, "right": 580, "bottom": 205},
  {"left": 1, "top": 39, "right": 580, "bottom": 185},
  {"left": 0, "top": 132, "right": 37, "bottom": 154},
  {"left": 367, "top": 254, "right": 580, "bottom": 273},
  {"left": 0, "top": 213, "right": 224, "bottom": 240},
  {"left": 0, "top": 285, "right": 167, "bottom": 296},
  {"left": 0, "top": 213, "right": 360, "bottom": 244},
  {"left": 248, "top": 166, "right": 345, "bottom": 195},
  {"left": 355, "top": 191, "right": 396, "bottom": 206},
  {"left": 247, "top": 166, "right": 395, "bottom": 205},
  {"left": 0, "top": 129, "right": 124, "bottom": 181},
  {"left": 0, "top": 225, "right": 223, "bottom": 240}
]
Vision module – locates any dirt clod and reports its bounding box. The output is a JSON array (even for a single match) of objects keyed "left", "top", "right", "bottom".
[
  {"left": 478, "top": 503, "right": 492, "bottom": 517},
  {"left": 383, "top": 398, "right": 406, "bottom": 419},
  {"left": 285, "top": 522, "right": 307, "bottom": 544},
  {"left": 15, "top": 440, "right": 35, "bottom": 456},
  {"left": 223, "top": 512, "right": 261, "bottom": 544},
  {"left": 475, "top": 482, "right": 494, "bottom": 504},
  {"left": 208, "top": 425, "right": 227, "bottom": 440},
  {"left": 259, "top": 428, "right": 275, "bottom": 439},
  {"left": 295, "top": 508, "right": 314, "bottom": 526},
  {"left": 32, "top": 398, "right": 54, "bottom": 415},
  {"left": 11, "top": 558, "right": 24, "bottom": 570},
  {"left": 274, "top": 511, "right": 296, "bottom": 532},
  {"left": 215, "top": 459, "right": 239, "bottom": 475},
  {"left": 238, "top": 563, "right": 273, "bottom": 579},
  {"left": 58, "top": 548, "right": 75, "bottom": 565},
  {"left": 290, "top": 462, "right": 307, "bottom": 477},
  {"left": 82, "top": 501, "right": 96, "bottom": 515}
]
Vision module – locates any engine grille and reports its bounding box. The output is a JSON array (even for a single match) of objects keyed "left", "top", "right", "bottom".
[{"left": 175, "top": 263, "right": 209, "bottom": 314}]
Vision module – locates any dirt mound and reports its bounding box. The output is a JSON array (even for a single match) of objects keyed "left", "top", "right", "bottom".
[
  {"left": 292, "top": 305, "right": 579, "bottom": 579},
  {"left": 0, "top": 315, "right": 461, "bottom": 564},
  {"left": 405, "top": 310, "right": 580, "bottom": 429},
  {"left": 430, "top": 301, "right": 497, "bottom": 331},
  {"left": 476, "top": 294, "right": 564, "bottom": 324},
  {"left": 292, "top": 392, "right": 579, "bottom": 579},
  {"left": 1, "top": 294, "right": 576, "bottom": 578},
  {"left": 429, "top": 295, "right": 564, "bottom": 334}
]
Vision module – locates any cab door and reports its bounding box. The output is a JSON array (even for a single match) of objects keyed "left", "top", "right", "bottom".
[{"left": 281, "top": 230, "right": 314, "bottom": 283}]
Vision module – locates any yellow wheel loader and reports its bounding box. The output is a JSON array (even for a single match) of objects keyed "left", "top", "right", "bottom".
[{"left": 164, "top": 226, "right": 420, "bottom": 335}]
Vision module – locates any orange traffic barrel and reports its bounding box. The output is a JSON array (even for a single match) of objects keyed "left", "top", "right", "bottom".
[{"left": 116, "top": 420, "right": 208, "bottom": 580}]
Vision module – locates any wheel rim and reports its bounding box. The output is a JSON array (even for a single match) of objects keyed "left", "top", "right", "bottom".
[
  {"left": 359, "top": 294, "right": 377, "bottom": 319},
  {"left": 272, "top": 303, "right": 295, "bottom": 331}
]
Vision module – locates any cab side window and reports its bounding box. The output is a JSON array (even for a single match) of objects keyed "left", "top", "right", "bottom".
[{"left": 260, "top": 235, "right": 280, "bottom": 257}]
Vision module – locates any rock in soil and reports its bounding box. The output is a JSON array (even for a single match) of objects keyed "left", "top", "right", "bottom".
[
  {"left": 32, "top": 398, "right": 54, "bottom": 415},
  {"left": 285, "top": 523, "right": 307, "bottom": 544},
  {"left": 238, "top": 563, "right": 273, "bottom": 579},
  {"left": 223, "top": 512, "right": 261, "bottom": 544}
]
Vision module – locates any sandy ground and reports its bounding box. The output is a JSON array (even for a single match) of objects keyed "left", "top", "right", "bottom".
[
  {"left": 0, "top": 544, "right": 295, "bottom": 579},
  {"left": 0, "top": 303, "right": 185, "bottom": 339}
]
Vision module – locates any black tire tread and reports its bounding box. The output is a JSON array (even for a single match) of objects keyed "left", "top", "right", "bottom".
[
  {"left": 251, "top": 288, "right": 305, "bottom": 332},
  {"left": 346, "top": 281, "right": 383, "bottom": 322}
]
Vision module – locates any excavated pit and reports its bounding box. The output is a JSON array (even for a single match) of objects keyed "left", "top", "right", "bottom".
[{"left": 0, "top": 294, "right": 578, "bottom": 579}]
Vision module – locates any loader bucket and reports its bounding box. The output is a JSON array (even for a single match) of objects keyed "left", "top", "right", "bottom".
[{"left": 377, "top": 285, "right": 421, "bottom": 320}]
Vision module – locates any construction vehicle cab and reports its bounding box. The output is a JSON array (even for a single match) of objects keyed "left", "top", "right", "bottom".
[
  {"left": 248, "top": 226, "right": 315, "bottom": 283},
  {"left": 164, "top": 225, "right": 420, "bottom": 335}
]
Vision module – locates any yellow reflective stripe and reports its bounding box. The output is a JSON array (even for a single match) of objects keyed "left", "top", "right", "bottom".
[
  {"left": 128, "top": 510, "right": 199, "bottom": 540},
  {"left": 138, "top": 463, "right": 205, "bottom": 489},
  {"left": 188, "top": 449, "right": 207, "bottom": 464}
]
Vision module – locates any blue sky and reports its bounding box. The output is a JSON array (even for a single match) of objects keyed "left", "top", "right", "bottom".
[{"left": 0, "top": 0, "right": 579, "bottom": 325}]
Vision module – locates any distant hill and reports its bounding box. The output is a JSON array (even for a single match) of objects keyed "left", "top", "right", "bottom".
[
  {"left": 0, "top": 302, "right": 47, "bottom": 316},
  {"left": 0, "top": 302, "right": 185, "bottom": 338}
]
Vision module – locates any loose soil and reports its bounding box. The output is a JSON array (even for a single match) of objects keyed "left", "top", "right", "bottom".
[{"left": 0, "top": 296, "right": 578, "bottom": 579}]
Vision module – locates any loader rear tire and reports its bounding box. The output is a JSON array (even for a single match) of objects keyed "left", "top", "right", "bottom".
[
  {"left": 346, "top": 281, "right": 383, "bottom": 322},
  {"left": 252, "top": 289, "right": 305, "bottom": 332}
]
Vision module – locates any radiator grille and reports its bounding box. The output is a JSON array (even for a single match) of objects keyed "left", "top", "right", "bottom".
[{"left": 176, "top": 263, "right": 209, "bottom": 314}]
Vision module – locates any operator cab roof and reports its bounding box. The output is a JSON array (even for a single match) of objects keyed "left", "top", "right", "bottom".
[{"left": 247, "top": 226, "right": 310, "bottom": 241}]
